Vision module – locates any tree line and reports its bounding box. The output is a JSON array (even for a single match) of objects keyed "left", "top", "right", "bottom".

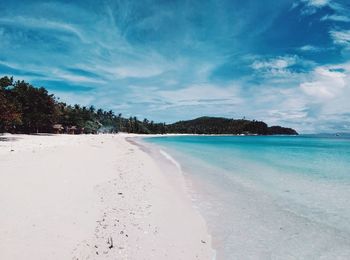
[
  {"left": 0, "top": 76, "right": 298, "bottom": 135},
  {"left": 0, "top": 76, "right": 166, "bottom": 134}
]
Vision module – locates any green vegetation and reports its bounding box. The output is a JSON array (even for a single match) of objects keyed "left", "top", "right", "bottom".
[
  {"left": 166, "top": 117, "right": 298, "bottom": 135},
  {"left": 0, "top": 76, "right": 298, "bottom": 135}
]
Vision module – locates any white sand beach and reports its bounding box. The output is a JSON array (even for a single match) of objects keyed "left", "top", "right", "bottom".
[{"left": 0, "top": 134, "right": 213, "bottom": 259}]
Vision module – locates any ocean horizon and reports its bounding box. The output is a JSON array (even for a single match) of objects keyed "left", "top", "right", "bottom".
[{"left": 144, "top": 135, "right": 350, "bottom": 259}]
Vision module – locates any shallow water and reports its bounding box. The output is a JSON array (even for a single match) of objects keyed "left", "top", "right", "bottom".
[{"left": 144, "top": 135, "right": 350, "bottom": 259}]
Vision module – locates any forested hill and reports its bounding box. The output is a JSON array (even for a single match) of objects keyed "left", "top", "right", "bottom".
[
  {"left": 166, "top": 117, "right": 298, "bottom": 135},
  {"left": 0, "top": 76, "right": 297, "bottom": 135}
]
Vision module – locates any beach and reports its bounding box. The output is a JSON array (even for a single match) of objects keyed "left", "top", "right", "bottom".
[{"left": 0, "top": 134, "right": 213, "bottom": 259}]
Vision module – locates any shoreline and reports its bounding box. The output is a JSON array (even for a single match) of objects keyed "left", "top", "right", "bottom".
[
  {"left": 119, "top": 132, "right": 299, "bottom": 137},
  {"left": 129, "top": 137, "right": 216, "bottom": 257},
  {"left": 0, "top": 134, "right": 213, "bottom": 259}
]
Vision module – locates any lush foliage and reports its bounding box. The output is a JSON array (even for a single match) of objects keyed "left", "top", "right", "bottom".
[
  {"left": 0, "top": 76, "right": 167, "bottom": 134},
  {"left": 0, "top": 77, "right": 298, "bottom": 135},
  {"left": 0, "top": 77, "right": 22, "bottom": 131}
]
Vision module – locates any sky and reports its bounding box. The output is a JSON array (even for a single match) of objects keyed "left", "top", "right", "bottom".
[{"left": 1, "top": 0, "right": 350, "bottom": 133}]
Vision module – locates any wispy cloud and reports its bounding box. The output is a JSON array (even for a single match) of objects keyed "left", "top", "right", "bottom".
[
  {"left": 50, "top": 69, "right": 106, "bottom": 84},
  {"left": 250, "top": 55, "right": 313, "bottom": 82},
  {"left": 0, "top": 16, "right": 86, "bottom": 42},
  {"left": 251, "top": 56, "right": 297, "bottom": 71},
  {"left": 330, "top": 30, "right": 350, "bottom": 46},
  {"left": 298, "top": 0, "right": 350, "bottom": 21},
  {"left": 299, "top": 45, "right": 327, "bottom": 52},
  {"left": 157, "top": 84, "right": 243, "bottom": 108},
  {"left": 321, "top": 14, "right": 350, "bottom": 22},
  {"left": 304, "top": 0, "right": 330, "bottom": 7}
]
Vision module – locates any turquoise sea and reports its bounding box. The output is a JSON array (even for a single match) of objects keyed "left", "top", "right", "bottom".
[{"left": 144, "top": 135, "right": 350, "bottom": 259}]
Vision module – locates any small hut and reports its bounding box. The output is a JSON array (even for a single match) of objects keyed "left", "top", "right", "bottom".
[
  {"left": 67, "top": 126, "right": 77, "bottom": 135},
  {"left": 52, "top": 124, "right": 64, "bottom": 134}
]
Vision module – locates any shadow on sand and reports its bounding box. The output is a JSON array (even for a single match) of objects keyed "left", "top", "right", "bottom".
[
  {"left": 0, "top": 133, "right": 57, "bottom": 142},
  {"left": 0, "top": 136, "right": 20, "bottom": 142}
]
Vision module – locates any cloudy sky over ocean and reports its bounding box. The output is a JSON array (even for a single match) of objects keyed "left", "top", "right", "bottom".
[{"left": 1, "top": 0, "right": 350, "bottom": 132}]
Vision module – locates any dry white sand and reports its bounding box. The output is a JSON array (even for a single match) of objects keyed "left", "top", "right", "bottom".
[{"left": 0, "top": 134, "right": 213, "bottom": 259}]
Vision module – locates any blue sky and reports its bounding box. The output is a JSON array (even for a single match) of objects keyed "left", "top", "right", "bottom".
[{"left": 1, "top": 0, "right": 350, "bottom": 133}]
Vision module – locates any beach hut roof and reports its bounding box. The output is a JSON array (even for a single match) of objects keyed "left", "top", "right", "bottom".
[{"left": 53, "top": 124, "right": 63, "bottom": 129}]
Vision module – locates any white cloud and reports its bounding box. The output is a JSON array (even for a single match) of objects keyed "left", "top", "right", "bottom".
[
  {"left": 330, "top": 30, "right": 350, "bottom": 46},
  {"left": 300, "top": 66, "right": 347, "bottom": 100},
  {"left": 298, "top": 0, "right": 330, "bottom": 15},
  {"left": 306, "top": 0, "right": 350, "bottom": 24},
  {"left": 300, "top": 45, "right": 318, "bottom": 52},
  {"left": 250, "top": 56, "right": 307, "bottom": 80},
  {"left": 299, "top": 45, "right": 328, "bottom": 52},
  {"left": 252, "top": 56, "right": 297, "bottom": 70},
  {"left": 113, "top": 66, "right": 164, "bottom": 79},
  {"left": 321, "top": 15, "right": 350, "bottom": 22},
  {"left": 299, "top": 0, "right": 349, "bottom": 18},
  {"left": 245, "top": 61, "right": 350, "bottom": 132},
  {"left": 305, "top": 0, "right": 329, "bottom": 7},
  {"left": 51, "top": 69, "right": 106, "bottom": 84}
]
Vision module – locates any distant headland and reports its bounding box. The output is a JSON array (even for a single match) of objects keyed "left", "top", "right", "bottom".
[{"left": 165, "top": 117, "right": 298, "bottom": 135}]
